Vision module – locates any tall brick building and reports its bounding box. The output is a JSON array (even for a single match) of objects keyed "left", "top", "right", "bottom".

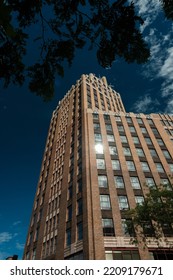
[{"left": 23, "top": 74, "right": 173, "bottom": 260}]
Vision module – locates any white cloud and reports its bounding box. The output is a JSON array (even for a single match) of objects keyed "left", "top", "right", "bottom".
[
  {"left": 164, "top": 98, "right": 173, "bottom": 113},
  {"left": 132, "top": 0, "right": 161, "bottom": 31},
  {"left": 133, "top": 0, "right": 161, "bottom": 15},
  {"left": 160, "top": 80, "right": 173, "bottom": 98},
  {"left": 0, "top": 232, "right": 13, "bottom": 244},
  {"left": 133, "top": 95, "right": 152, "bottom": 112},
  {"left": 144, "top": 33, "right": 173, "bottom": 102},
  {"left": 133, "top": 94, "right": 160, "bottom": 113},
  {"left": 13, "top": 221, "right": 21, "bottom": 226},
  {"left": 158, "top": 47, "right": 173, "bottom": 97},
  {"left": 134, "top": 24, "right": 173, "bottom": 113},
  {"left": 142, "top": 28, "right": 172, "bottom": 79},
  {"left": 16, "top": 242, "right": 24, "bottom": 250},
  {"left": 159, "top": 47, "right": 173, "bottom": 78}
]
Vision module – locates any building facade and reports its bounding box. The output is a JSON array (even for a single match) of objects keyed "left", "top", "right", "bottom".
[{"left": 23, "top": 74, "right": 173, "bottom": 260}]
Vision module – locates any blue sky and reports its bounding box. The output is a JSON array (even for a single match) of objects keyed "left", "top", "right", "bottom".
[{"left": 1, "top": 0, "right": 173, "bottom": 259}]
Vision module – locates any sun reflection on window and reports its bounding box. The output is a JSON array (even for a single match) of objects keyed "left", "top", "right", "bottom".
[{"left": 95, "top": 143, "right": 104, "bottom": 154}]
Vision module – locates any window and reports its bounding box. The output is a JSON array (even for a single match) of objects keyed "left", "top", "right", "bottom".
[
  {"left": 120, "top": 135, "right": 128, "bottom": 143},
  {"left": 93, "top": 113, "right": 99, "bottom": 120},
  {"left": 165, "top": 129, "right": 171, "bottom": 135},
  {"left": 157, "top": 138, "right": 164, "bottom": 146},
  {"left": 105, "top": 250, "right": 140, "bottom": 260},
  {"left": 147, "top": 119, "right": 154, "bottom": 125},
  {"left": 162, "top": 150, "right": 171, "bottom": 159},
  {"left": 145, "top": 178, "right": 156, "bottom": 189},
  {"left": 67, "top": 205, "right": 72, "bottom": 221},
  {"left": 66, "top": 229, "right": 71, "bottom": 246},
  {"left": 115, "top": 116, "right": 121, "bottom": 122},
  {"left": 95, "top": 143, "right": 104, "bottom": 154},
  {"left": 141, "top": 127, "right": 147, "bottom": 133},
  {"left": 161, "top": 223, "right": 173, "bottom": 237},
  {"left": 98, "top": 175, "right": 108, "bottom": 188},
  {"left": 25, "top": 252, "right": 30, "bottom": 260},
  {"left": 136, "top": 118, "right": 143, "bottom": 124},
  {"left": 133, "top": 136, "right": 140, "bottom": 144},
  {"left": 105, "top": 124, "right": 112, "bottom": 131},
  {"left": 169, "top": 163, "right": 173, "bottom": 172},
  {"left": 95, "top": 133, "right": 102, "bottom": 142},
  {"left": 141, "top": 162, "right": 150, "bottom": 172},
  {"left": 155, "top": 163, "right": 164, "bottom": 173},
  {"left": 77, "top": 199, "right": 83, "bottom": 215},
  {"left": 112, "top": 160, "right": 121, "bottom": 170},
  {"left": 161, "top": 178, "right": 171, "bottom": 189},
  {"left": 126, "top": 117, "right": 132, "bottom": 123},
  {"left": 96, "top": 159, "right": 105, "bottom": 169},
  {"left": 129, "top": 126, "right": 136, "bottom": 133},
  {"left": 142, "top": 221, "right": 155, "bottom": 236},
  {"left": 77, "top": 223, "right": 83, "bottom": 240},
  {"left": 77, "top": 178, "right": 82, "bottom": 193},
  {"left": 114, "top": 176, "right": 124, "bottom": 188},
  {"left": 107, "top": 134, "right": 115, "bottom": 142},
  {"left": 136, "top": 148, "right": 145, "bottom": 157},
  {"left": 145, "top": 137, "right": 152, "bottom": 145},
  {"left": 100, "top": 195, "right": 111, "bottom": 209},
  {"left": 65, "top": 251, "right": 83, "bottom": 260},
  {"left": 27, "top": 232, "right": 33, "bottom": 245},
  {"left": 109, "top": 146, "right": 117, "bottom": 155},
  {"left": 126, "top": 161, "right": 136, "bottom": 171},
  {"left": 135, "top": 196, "right": 144, "bottom": 205},
  {"left": 123, "top": 147, "right": 131, "bottom": 156},
  {"left": 152, "top": 128, "right": 159, "bottom": 135},
  {"left": 40, "top": 194, "right": 45, "bottom": 206},
  {"left": 150, "top": 250, "right": 173, "bottom": 260},
  {"left": 130, "top": 177, "right": 141, "bottom": 189},
  {"left": 121, "top": 219, "right": 135, "bottom": 237},
  {"left": 77, "top": 162, "right": 82, "bottom": 175},
  {"left": 34, "top": 228, "right": 39, "bottom": 242},
  {"left": 32, "top": 248, "right": 36, "bottom": 260},
  {"left": 93, "top": 123, "right": 100, "bottom": 130},
  {"left": 149, "top": 149, "right": 158, "bottom": 157},
  {"left": 117, "top": 125, "right": 124, "bottom": 132},
  {"left": 104, "top": 114, "right": 110, "bottom": 121},
  {"left": 102, "top": 218, "right": 115, "bottom": 236},
  {"left": 118, "top": 196, "right": 129, "bottom": 210}
]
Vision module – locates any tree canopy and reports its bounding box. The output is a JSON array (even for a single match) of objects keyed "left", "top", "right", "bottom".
[
  {"left": 0, "top": 0, "right": 173, "bottom": 100},
  {"left": 126, "top": 182, "right": 173, "bottom": 247}
]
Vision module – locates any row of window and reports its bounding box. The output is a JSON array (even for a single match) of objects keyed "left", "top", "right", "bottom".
[
  {"left": 101, "top": 199, "right": 173, "bottom": 238},
  {"left": 67, "top": 198, "right": 83, "bottom": 221},
  {"left": 100, "top": 194, "right": 143, "bottom": 211},
  {"left": 102, "top": 218, "right": 134, "bottom": 237},
  {"left": 99, "top": 174, "right": 171, "bottom": 190},
  {"left": 66, "top": 222, "right": 83, "bottom": 246},
  {"left": 96, "top": 158, "right": 173, "bottom": 173},
  {"left": 93, "top": 113, "right": 154, "bottom": 126},
  {"left": 106, "top": 249, "right": 173, "bottom": 260},
  {"left": 88, "top": 92, "right": 120, "bottom": 112},
  {"left": 94, "top": 131, "right": 166, "bottom": 148},
  {"left": 106, "top": 250, "right": 140, "bottom": 260},
  {"left": 42, "top": 236, "right": 57, "bottom": 259},
  {"left": 161, "top": 119, "right": 173, "bottom": 127},
  {"left": 44, "top": 214, "right": 59, "bottom": 236},
  {"left": 95, "top": 143, "right": 171, "bottom": 162}
]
